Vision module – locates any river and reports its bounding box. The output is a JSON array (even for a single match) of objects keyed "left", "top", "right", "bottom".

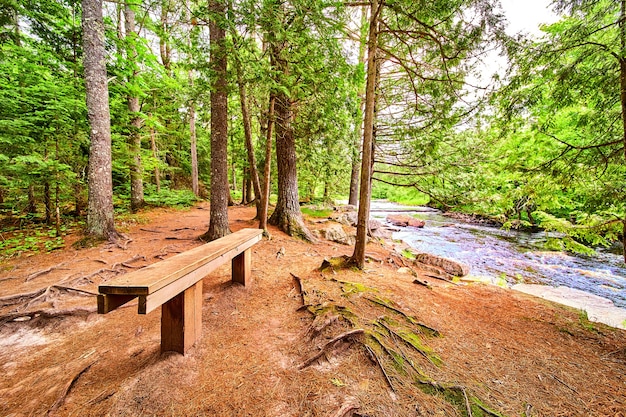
[{"left": 369, "top": 201, "right": 626, "bottom": 328}]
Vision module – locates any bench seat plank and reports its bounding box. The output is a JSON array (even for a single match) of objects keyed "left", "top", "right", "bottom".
[{"left": 99, "top": 228, "right": 263, "bottom": 296}]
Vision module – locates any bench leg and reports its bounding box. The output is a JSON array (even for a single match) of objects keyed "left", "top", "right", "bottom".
[
  {"left": 161, "top": 280, "right": 203, "bottom": 354},
  {"left": 232, "top": 248, "right": 251, "bottom": 285}
]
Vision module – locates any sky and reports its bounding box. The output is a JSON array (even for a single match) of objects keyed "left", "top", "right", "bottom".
[{"left": 500, "top": 0, "right": 559, "bottom": 36}]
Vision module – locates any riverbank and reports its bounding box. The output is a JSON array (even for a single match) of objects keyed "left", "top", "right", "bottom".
[{"left": 1, "top": 203, "right": 625, "bottom": 416}]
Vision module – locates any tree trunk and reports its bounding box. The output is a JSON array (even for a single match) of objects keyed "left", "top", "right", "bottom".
[
  {"left": 149, "top": 113, "right": 161, "bottom": 192},
  {"left": 125, "top": 1, "right": 144, "bottom": 212},
  {"left": 351, "top": 0, "right": 380, "bottom": 268},
  {"left": 348, "top": 5, "right": 369, "bottom": 207},
  {"left": 160, "top": 0, "right": 171, "bottom": 73},
  {"left": 268, "top": 92, "right": 315, "bottom": 242},
  {"left": 245, "top": 173, "right": 253, "bottom": 203},
  {"left": 82, "top": 0, "right": 119, "bottom": 242},
  {"left": 619, "top": 0, "right": 626, "bottom": 161},
  {"left": 27, "top": 183, "right": 36, "bottom": 214},
  {"left": 241, "top": 167, "right": 248, "bottom": 204},
  {"left": 190, "top": 100, "right": 199, "bottom": 196},
  {"left": 44, "top": 181, "right": 52, "bottom": 223},
  {"left": 236, "top": 60, "right": 262, "bottom": 214},
  {"left": 201, "top": 0, "right": 230, "bottom": 241},
  {"left": 259, "top": 95, "right": 275, "bottom": 232}
]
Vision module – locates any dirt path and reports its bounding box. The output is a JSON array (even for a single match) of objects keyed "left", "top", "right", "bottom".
[{"left": 1, "top": 204, "right": 625, "bottom": 416}]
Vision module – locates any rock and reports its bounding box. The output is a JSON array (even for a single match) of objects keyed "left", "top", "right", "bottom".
[
  {"left": 321, "top": 224, "right": 356, "bottom": 246},
  {"left": 397, "top": 267, "right": 412, "bottom": 275},
  {"left": 386, "top": 214, "right": 425, "bottom": 228},
  {"left": 331, "top": 211, "right": 358, "bottom": 227},
  {"left": 414, "top": 253, "right": 469, "bottom": 277},
  {"left": 368, "top": 219, "right": 382, "bottom": 230},
  {"left": 333, "top": 205, "right": 357, "bottom": 212}
]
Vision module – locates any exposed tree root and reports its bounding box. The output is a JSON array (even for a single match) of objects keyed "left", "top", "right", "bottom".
[
  {"left": 46, "top": 359, "right": 97, "bottom": 416},
  {"left": 112, "top": 255, "right": 147, "bottom": 270},
  {"left": 298, "top": 329, "right": 364, "bottom": 369},
  {"left": 1, "top": 306, "right": 97, "bottom": 324},
  {"left": 297, "top": 272, "right": 505, "bottom": 417},
  {"left": 365, "top": 344, "right": 395, "bottom": 391},
  {"left": 25, "top": 265, "right": 71, "bottom": 282},
  {"left": 331, "top": 398, "right": 360, "bottom": 417},
  {"left": 139, "top": 228, "right": 163, "bottom": 233}
]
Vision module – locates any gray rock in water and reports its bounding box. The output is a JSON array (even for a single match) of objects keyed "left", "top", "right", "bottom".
[
  {"left": 321, "top": 224, "right": 356, "bottom": 245},
  {"left": 414, "top": 253, "right": 470, "bottom": 277}
]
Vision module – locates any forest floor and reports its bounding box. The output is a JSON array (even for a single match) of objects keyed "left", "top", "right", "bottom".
[{"left": 0, "top": 203, "right": 625, "bottom": 417}]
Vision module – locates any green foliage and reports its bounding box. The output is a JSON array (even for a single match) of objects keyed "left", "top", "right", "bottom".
[
  {"left": 143, "top": 188, "right": 199, "bottom": 208},
  {"left": 300, "top": 206, "right": 333, "bottom": 218}
]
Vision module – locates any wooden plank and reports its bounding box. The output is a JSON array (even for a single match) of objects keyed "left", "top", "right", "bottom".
[
  {"left": 97, "top": 294, "right": 137, "bottom": 314},
  {"left": 160, "top": 281, "right": 203, "bottom": 354},
  {"left": 100, "top": 228, "right": 262, "bottom": 296},
  {"left": 161, "top": 291, "right": 184, "bottom": 353},
  {"left": 232, "top": 248, "right": 251, "bottom": 285},
  {"left": 186, "top": 280, "right": 203, "bottom": 351},
  {"left": 138, "top": 241, "right": 256, "bottom": 314}
]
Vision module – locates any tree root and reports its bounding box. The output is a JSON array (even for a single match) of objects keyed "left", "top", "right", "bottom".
[
  {"left": 298, "top": 329, "right": 364, "bottom": 370},
  {"left": 46, "top": 359, "right": 97, "bottom": 416},
  {"left": 331, "top": 398, "right": 360, "bottom": 417},
  {"left": 25, "top": 266, "right": 71, "bottom": 282},
  {"left": 365, "top": 344, "right": 395, "bottom": 391},
  {"left": 1, "top": 306, "right": 97, "bottom": 324}
]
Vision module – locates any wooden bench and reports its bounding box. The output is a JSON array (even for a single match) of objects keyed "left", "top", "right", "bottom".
[{"left": 97, "top": 228, "right": 263, "bottom": 354}]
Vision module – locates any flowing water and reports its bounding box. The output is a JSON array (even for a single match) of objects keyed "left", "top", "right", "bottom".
[{"left": 370, "top": 201, "right": 626, "bottom": 309}]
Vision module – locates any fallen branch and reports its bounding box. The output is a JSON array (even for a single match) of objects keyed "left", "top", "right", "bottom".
[
  {"left": 298, "top": 329, "right": 364, "bottom": 369},
  {"left": 171, "top": 227, "right": 193, "bottom": 232},
  {"left": 551, "top": 374, "right": 579, "bottom": 394},
  {"left": 46, "top": 360, "right": 97, "bottom": 415}
]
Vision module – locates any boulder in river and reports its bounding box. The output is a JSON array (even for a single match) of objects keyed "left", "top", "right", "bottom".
[
  {"left": 386, "top": 214, "right": 425, "bottom": 228},
  {"left": 414, "top": 253, "right": 470, "bottom": 277}
]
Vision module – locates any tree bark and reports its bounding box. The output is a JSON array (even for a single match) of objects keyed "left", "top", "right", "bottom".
[
  {"left": 236, "top": 60, "right": 262, "bottom": 214},
  {"left": 348, "top": 6, "right": 369, "bottom": 207},
  {"left": 201, "top": 0, "right": 230, "bottom": 241},
  {"left": 259, "top": 95, "right": 275, "bottom": 232},
  {"left": 351, "top": 0, "right": 380, "bottom": 268},
  {"left": 27, "top": 183, "right": 36, "bottom": 214},
  {"left": 190, "top": 99, "right": 199, "bottom": 196},
  {"left": 82, "top": 0, "right": 119, "bottom": 241},
  {"left": 148, "top": 113, "right": 161, "bottom": 192},
  {"left": 268, "top": 92, "right": 315, "bottom": 242},
  {"left": 125, "top": 0, "right": 144, "bottom": 212}
]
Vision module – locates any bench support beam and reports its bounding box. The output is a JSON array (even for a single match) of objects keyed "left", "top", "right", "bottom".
[
  {"left": 161, "top": 280, "right": 203, "bottom": 354},
  {"left": 232, "top": 248, "right": 251, "bottom": 285}
]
